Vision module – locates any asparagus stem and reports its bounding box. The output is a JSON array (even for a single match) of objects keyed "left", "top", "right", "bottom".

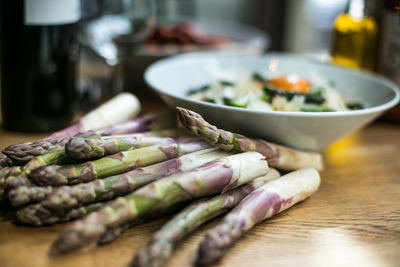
[
  {"left": 40, "top": 148, "right": 228, "bottom": 210},
  {"left": 196, "top": 168, "right": 320, "bottom": 265},
  {"left": 97, "top": 202, "right": 188, "bottom": 246},
  {"left": 65, "top": 132, "right": 180, "bottom": 160},
  {"left": 97, "top": 202, "right": 187, "bottom": 246},
  {"left": 130, "top": 169, "right": 280, "bottom": 267},
  {"left": 29, "top": 138, "right": 210, "bottom": 186},
  {"left": 50, "top": 152, "right": 269, "bottom": 254},
  {"left": 176, "top": 107, "right": 323, "bottom": 171}
]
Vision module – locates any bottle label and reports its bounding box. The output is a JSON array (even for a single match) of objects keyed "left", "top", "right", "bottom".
[
  {"left": 379, "top": 10, "right": 400, "bottom": 86},
  {"left": 24, "top": 0, "right": 81, "bottom": 25}
]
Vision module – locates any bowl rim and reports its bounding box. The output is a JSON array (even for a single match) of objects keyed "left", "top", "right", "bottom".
[{"left": 144, "top": 52, "right": 400, "bottom": 118}]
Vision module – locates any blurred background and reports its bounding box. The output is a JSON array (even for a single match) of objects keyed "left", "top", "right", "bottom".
[
  {"left": 78, "top": 0, "right": 348, "bottom": 105},
  {"left": 1, "top": 0, "right": 399, "bottom": 132}
]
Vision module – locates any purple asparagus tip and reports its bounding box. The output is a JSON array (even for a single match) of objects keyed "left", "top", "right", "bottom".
[
  {"left": 16, "top": 204, "right": 54, "bottom": 226},
  {"left": 29, "top": 165, "right": 69, "bottom": 186},
  {"left": 176, "top": 107, "right": 210, "bottom": 133},
  {"left": 66, "top": 136, "right": 104, "bottom": 159},
  {"left": 50, "top": 221, "right": 105, "bottom": 255},
  {"left": 2, "top": 140, "right": 57, "bottom": 164}
]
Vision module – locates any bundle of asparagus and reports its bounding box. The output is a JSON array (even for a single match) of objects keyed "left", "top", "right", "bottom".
[
  {"left": 50, "top": 151, "right": 270, "bottom": 254},
  {"left": 0, "top": 94, "right": 178, "bottom": 199},
  {"left": 0, "top": 103, "right": 324, "bottom": 266},
  {"left": 131, "top": 168, "right": 281, "bottom": 267}
]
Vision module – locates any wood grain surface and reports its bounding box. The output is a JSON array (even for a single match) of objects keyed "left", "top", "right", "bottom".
[{"left": 0, "top": 113, "right": 399, "bottom": 267}]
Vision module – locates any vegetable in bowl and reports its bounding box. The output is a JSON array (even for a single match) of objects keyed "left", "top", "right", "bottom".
[{"left": 187, "top": 72, "right": 364, "bottom": 112}]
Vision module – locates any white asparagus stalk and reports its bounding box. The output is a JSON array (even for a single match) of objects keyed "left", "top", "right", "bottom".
[{"left": 48, "top": 92, "right": 141, "bottom": 139}]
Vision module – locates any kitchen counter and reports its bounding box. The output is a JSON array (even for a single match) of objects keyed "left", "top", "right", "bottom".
[{"left": 0, "top": 101, "right": 399, "bottom": 267}]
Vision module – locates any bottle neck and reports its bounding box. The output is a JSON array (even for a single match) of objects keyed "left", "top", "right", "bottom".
[{"left": 347, "top": 0, "right": 366, "bottom": 19}]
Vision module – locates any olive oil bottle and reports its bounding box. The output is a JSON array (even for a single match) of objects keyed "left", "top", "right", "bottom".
[{"left": 331, "top": 0, "right": 378, "bottom": 71}]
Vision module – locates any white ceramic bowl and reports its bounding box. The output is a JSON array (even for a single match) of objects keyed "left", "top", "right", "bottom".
[{"left": 145, "top": 52, "right": 400, "bottom": 151}]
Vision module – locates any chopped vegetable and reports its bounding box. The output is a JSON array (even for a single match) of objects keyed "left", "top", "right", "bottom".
[
  {"left": 187, "top": 85, "right": 210, "bottom": 95},
  {"left": 266, "top": 75, "right": 311, "bottom": 93},
  {"left": 187, "top": 71, "right": 362, "bottom": 112},
  {"left": 346, "top": 102, "right": 364, "bottom": 110},
  {"left": 301, "top": 104, "right": 335, "bottom": 112},
  {"left": 222, "top": 97, "right": 249, "bottom": 108}
]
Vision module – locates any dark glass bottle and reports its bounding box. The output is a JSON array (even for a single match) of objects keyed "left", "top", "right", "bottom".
[
  {"left": 0, "top": 0, "right": 81, "bottom": 133},
  {"left": 379, "top": 0, "right": 400, "bottom": 123}
]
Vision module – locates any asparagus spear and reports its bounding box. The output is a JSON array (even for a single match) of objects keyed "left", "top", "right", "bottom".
[
  {"left": 131, "top": 169, "right": 281, "bottom": 267},
  {"left": 65, "top": 130, "right": 180, "bottom": 160},
  {"left": 10, "top": 148, "right": 227, "bottom": 208},
  {"left": 2, "top": 139, "right": 62, "bottom": 165},
  {"left": 29, "top": 138, "right": 210, "bottom": 186},
  {"left": 176, "top": 107, "right": 323, "bottom": 171},
  {"left": 16, "top": 201, "right": 108, "bottom": 226},
  {"left": 50, "top": 152, "right": 269, "bottom": 254},
  {"left": 47, "top": 92, "right": 141, "bottom": 140},
  {"left": 89, "top": 113, "right": 176, "bottom": 136},
  {"left": 3, "top": 93, "right": 141, "bottom": 164},
  {"left": 4, "top": 146, "right": 67, "bottom": 190},
  {"left": 196, "top": 167, "right": 320, "bottom": 265}
]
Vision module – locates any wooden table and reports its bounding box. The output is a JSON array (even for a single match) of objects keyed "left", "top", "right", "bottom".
[{"left": 0, "top": 105, "right": 399, "bottom": 267}]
